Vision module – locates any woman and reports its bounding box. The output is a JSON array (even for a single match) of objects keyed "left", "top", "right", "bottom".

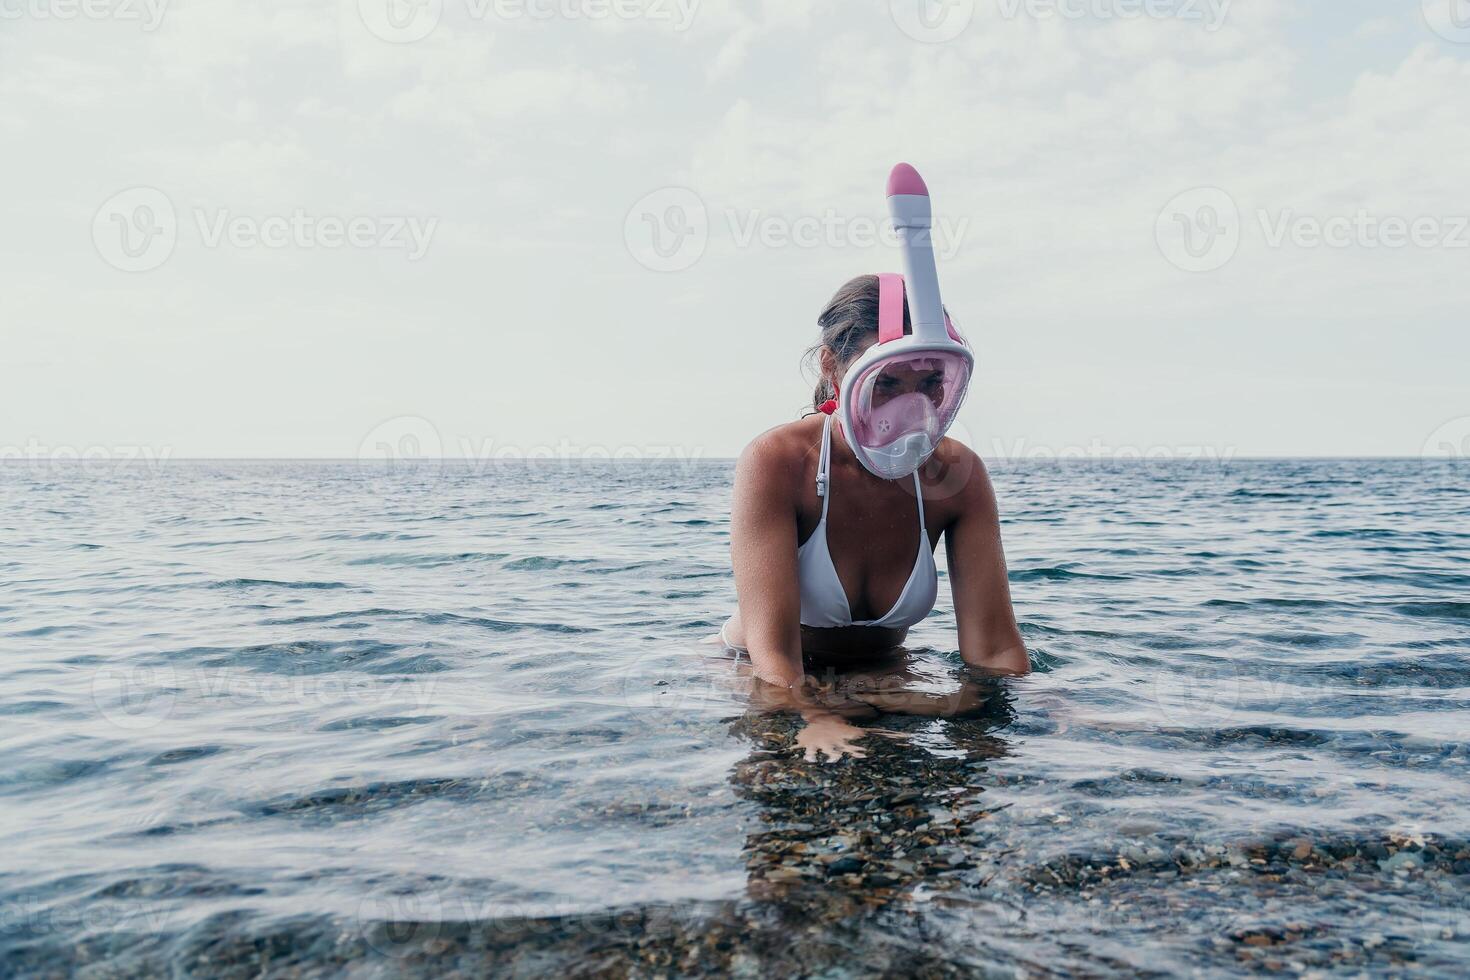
[{"left": 719, "top": 271, "right": 1029, "bottom": 761}]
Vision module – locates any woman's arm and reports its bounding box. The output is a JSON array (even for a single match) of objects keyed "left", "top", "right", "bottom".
[
  {"left": 730, "top": 432, "right": 881, "bottom": 760},
  {"left": 729, "top": 432, "right": 806, "bottom": 688},
  {"left": 943, "top": 448, "right": 1030, "bottom": 675}
]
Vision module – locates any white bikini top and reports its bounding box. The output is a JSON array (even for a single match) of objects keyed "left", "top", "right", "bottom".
[{"left": 797, "top": 413, "right": 938, "bottom": 629}]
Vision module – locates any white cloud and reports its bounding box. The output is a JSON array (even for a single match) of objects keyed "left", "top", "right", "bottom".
[{"left": 2, "top": 0, "right": 1467, "bottom": 455}]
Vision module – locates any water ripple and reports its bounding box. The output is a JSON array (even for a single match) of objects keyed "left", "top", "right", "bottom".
[{"left": 0, "top": 458, "right": 1467, "bottom": 976}]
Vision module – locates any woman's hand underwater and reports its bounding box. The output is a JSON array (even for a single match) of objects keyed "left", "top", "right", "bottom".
[
  {"left": 794, "top": 713, "right": 872, "bottom": 763},
  {"left": 793, "top": 711, "right": 911, "bottom": 763}
]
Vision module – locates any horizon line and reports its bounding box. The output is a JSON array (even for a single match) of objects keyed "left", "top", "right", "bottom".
[{"left": 1, "top": 456, "right": 1461, "bottom": 463}]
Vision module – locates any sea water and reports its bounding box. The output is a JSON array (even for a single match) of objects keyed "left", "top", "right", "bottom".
[{"left": 2, "top": 458, "right": 1467, "bottom": 976}]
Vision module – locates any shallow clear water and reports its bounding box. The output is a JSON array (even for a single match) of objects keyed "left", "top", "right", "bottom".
[{"left": 2, "top": 459, "right": 1468, "bottom": 977}]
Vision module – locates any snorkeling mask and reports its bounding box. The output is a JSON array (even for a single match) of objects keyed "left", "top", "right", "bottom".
[{"left": 836, "top": 163, "right": 974, "bottom": 480}]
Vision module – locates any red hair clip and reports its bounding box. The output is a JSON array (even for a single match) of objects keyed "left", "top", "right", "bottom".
[{"left": 818, "top": 381, "right": 840, "bottom": 415}]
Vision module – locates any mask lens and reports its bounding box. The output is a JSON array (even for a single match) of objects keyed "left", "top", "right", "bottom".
[{"left": 849, "top": 350, "right": 970, "bottom": 452}]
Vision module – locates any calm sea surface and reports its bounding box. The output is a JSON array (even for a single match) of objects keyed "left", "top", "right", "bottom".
[{"left": 2, "top": 459, "right": 1468, "bottom": 977}]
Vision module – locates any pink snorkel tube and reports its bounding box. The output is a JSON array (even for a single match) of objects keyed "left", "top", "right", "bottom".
[{"left": 836, "top": 163, "right": 974, "bottom": 480}]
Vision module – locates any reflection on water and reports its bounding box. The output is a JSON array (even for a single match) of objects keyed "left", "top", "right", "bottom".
[{"left": 1, "top": 459, "right": 1468, "bottom": 976}]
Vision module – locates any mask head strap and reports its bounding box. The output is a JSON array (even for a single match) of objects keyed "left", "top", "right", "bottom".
[
  {"left": 880, "top": 272, "right": 965, "bottom": 345},
  {"left": 877, "top": 273, "right": 905, "bottom": 345}
]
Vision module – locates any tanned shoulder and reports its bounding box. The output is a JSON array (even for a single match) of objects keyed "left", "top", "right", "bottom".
[
  {"left": 926, "top": 436, "right": 997, "bottom": 521},
  {"left": 734, "top": 418, "right": 817, "bottom": 499}
]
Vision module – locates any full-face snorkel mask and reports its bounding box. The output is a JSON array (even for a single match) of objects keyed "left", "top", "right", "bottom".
[{"left": 836, "top": 163, "right": 974, "bottom": 481}]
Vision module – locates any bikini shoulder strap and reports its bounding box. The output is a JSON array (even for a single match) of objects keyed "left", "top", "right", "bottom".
[
  {"left": 816, "top": 414, "right": 833, "bottom": 519},
  {"left": 912, "top": 467, "right": 926, "bottom": 533}
]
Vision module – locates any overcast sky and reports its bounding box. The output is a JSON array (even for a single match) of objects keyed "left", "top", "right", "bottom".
[{"left": 3, "top": 0, "right": 1467, "bottom": 460}]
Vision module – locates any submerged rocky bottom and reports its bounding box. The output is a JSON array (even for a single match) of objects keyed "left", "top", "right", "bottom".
[
  {"left": 5, "top": 460, "right": 1468, "bottom": 978},
  {"left": 11, "top": 719, "right": 1468, "bottom": 979}
]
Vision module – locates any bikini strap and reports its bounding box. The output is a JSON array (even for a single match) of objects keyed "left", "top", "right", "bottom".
[
  {"left": 816, "top": 414, "right": 833, "bottom": 520},
  {"left": 912, "top": 467, "right": 926, "bottom": 535}
]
